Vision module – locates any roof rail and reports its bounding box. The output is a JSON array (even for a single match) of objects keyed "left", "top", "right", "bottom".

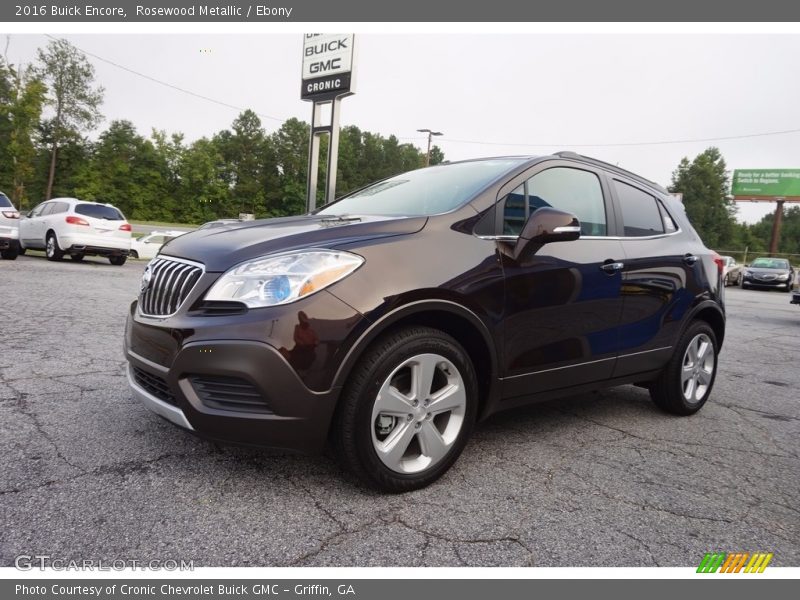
[{"left": 553, "top": 151, "right": 668, "bottom": 194}]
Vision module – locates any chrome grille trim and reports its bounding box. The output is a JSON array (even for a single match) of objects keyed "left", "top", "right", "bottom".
[{"left": 139, "top": 255, "right": 205, "bottom": 317}]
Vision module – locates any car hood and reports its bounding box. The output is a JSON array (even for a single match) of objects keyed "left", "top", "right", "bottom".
[
  {"left": 160, "top": 214, "right": 428, "bottom": 272},
  {"left": 745, "top": 267, "right": 791, "bottom": 276}
]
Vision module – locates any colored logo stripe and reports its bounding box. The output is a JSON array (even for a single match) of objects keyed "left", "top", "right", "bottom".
[{"left": 697, "top": 552, "right": 773, "bottom": 573}]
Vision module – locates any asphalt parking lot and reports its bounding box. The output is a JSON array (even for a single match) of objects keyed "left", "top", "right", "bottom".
[{"left": 1, "top": 254, "right": 798, "bottom": 567}]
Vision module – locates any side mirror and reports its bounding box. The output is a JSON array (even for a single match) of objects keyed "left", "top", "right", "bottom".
[{"left": 513, "top": 207, "right": 580, "bottom": 261}]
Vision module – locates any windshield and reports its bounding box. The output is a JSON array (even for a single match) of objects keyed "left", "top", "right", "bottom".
[
  {"left": 318, "top": 159, "right": 527, "bottom": 217},
  {"left": 750, "top": 258, "right": 790, "bottom": 269}
]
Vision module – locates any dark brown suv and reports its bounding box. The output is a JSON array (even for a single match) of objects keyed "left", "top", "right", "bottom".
[{"left": 125, "top": 152, "right": 725, "bottom": 492}]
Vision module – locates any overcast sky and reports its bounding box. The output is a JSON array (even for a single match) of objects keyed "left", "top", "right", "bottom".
[{"left": 5, "top": 32, "right": 800, "bottom": 224}]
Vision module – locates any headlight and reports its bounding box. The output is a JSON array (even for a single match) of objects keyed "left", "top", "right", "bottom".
[
  {"left": 204, "top": 249, "right": 364, "bottom": 308},
  {"left": 777, "top": 274, "right": 790, "bottom": 281},
  {"left": 743, "top": 270, "right": 751, "bottom": 277}
]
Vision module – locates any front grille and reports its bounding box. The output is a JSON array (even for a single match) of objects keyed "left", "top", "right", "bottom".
[
  {"left": 188, "top": 375, "right": 273, "bottom": 414},
  {"left": 140, "top": 257, "right": 203, "bottom": 317},
  {"left": 133, "top": 367, "right": 176, "bottom": 406}
]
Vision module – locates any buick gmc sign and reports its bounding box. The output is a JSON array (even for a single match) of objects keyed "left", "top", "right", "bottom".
[{"left": 301, "top": 33, "right": 356, "bottom": 101}]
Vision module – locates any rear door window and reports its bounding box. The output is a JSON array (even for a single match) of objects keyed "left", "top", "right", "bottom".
[
  {"left": 613, "top": 180, "right": 666, "bottom": 237},
  {"left": 75, "top": 203, "right": 124, "bottom": 220},
  {"left": 0, "top": 194, "right": 12, "bottom": 208}
]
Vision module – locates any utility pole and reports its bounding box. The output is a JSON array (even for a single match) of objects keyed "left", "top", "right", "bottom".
[{"left": 417, "top": 128, "right": 443, "bottom": 167}]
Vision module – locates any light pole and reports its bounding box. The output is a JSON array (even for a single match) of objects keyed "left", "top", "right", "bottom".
[{"left": 417, "top": 128, "right": 443, "bottom": 167}]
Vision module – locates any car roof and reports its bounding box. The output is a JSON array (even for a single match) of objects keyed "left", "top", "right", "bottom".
[{"left": 440, "top": 152, "right": 669, "bottom": 196}]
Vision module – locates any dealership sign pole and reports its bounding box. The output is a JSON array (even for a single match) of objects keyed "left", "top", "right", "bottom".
[
  {"left": 731, "top": 169, "right": 800, "bottom": 254},
  {"left": 301, "top": 33, "right": 356, "bottom": 212}
]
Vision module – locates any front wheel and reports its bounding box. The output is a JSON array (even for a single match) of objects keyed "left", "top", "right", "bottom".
[
  {"left": 109, "top": 255, "right": 127, "bottom": 266},
  {"left": 71, "top": 253, "right": 85, "bottom": 262},
  {"left": 650, "top": 321, "right": 718, "bottom": 416},
  {"left": 130, "top": 250, "right": 139, "bottom": 259},
  {"left": 332, "top": 326, "right": 478, "bottom": 492}
]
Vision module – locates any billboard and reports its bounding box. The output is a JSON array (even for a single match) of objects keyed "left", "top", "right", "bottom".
[
  {"left": 301, "top": 33, "right": 355, "bottom": 101},
  {"left": 731, "top": 169, "right": 800, "bottom": 199}
]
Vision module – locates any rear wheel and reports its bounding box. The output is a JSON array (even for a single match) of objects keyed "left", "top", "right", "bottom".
[
  {"left": 109, "top": 255, "right": 127, "bottom": 266},
  {"left": 0, "top": 245, "right": 18, "bottom": 260},
  {"left": 130, "top": 250, "right": 139, "bottom": 259},
  {"left": 332, "top": 326, "right": 478, "bottom": 492},
  {"left": 650, "top": 321, "right": 718, "bottom": 416},
  {"left": 45, "top": 233, "right": 64, "bottom": 261},
  {"left": 71, "top": 254, "right": 85, "bottom": 262}
]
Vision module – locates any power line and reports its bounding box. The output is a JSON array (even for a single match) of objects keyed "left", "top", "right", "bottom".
[
  {"left": 440, "top": 127, "right": 800, "bottom": 149},
  {"left": 40, "top": 35, "right": 800, "bottom": 150},
  {"left": 43, "top": 34, "right": 287, "bottom": 123}
]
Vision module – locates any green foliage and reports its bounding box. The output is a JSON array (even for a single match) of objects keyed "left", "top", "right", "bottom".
[
  {"left": 669, "top": 147, "right": 736, "bottom": 249},
  {"left": 0, "top": 41, "right": 439, "bottom": 223},
  {"left": 35, "top": 38, "right": 104, "bottom": 199}
]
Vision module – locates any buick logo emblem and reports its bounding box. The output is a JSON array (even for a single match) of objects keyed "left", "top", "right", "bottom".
[{"left": 141, "top": 265, "right": 153, "bottom": 293}]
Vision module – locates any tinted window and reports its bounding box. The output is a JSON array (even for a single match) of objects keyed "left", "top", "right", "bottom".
[
  {"left": 49, "top": 201, "right": 69, "bottom": 214},
  {"left": 503, "top": 167, "right": 607, "bottom": 236},
  {"left": 41, "top": 203, "right": 58, "bottom": 216},
  {"left": 319, "top": 159, "right": 527, "bottom": 217},
  {"left": 614, "top": 180, "right": 665, "bottom": 237},
  {"left": 29, "top": 203, "right": 47, "bottom": 217},
  {"left": 75, "top": 203, "right": 124, "bottom": 220},
  {"left": 0, "top": 193, "right": 12, "bottom": 208}
]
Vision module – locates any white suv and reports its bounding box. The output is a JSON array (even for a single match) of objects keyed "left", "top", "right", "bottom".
[
  {"left": 0, "top": 191, "right": 20, "bottom": 260},
  {"left": 19, "top": 198, "right": 132, "bottom": 265}
]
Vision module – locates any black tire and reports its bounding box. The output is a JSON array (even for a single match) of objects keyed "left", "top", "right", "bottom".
[
  {"left": 331, "top": 326, "right": 478, "bottom": 493},
  {"left": 45, "top": 233, "right": 64, "bottom": 261},
  {"left": 650, "top": 321, "right": 718, "bottom": 416},
  {"left": 71, "top": 254, "right": 85, "bottom": 262},
  {"left": 18, "top": 244, "right": 26, "bottom": 255},
  {"left": 109, "top": 255, "right": 127, "bottom": 266},
  {"left": 130, "top": 250, "right": 139, "bottom": 259},
  {"left": 1, "top": 246, "right": 19, "bottom": 260}
]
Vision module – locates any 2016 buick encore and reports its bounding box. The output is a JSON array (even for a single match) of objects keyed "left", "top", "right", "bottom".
[{"left": 125, "top": 152, "right": 725, "bottom": 492}]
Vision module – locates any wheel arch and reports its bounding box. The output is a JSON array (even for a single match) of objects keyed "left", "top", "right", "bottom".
[
  {"left": 331, "top": 300, "right": 501, "bottom": 421},
  {"left": 686, "top": 301, "right": 726, "bottom": 349}
]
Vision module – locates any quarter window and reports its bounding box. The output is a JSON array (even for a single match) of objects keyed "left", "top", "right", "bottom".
[
  {"left": 502, "top": 167, "right": 607, "bottom": 236},
  {"left": 614, "top": 180, "right": 665, "bottom": 237}
]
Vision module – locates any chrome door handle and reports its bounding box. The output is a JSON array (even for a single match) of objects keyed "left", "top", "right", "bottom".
[
  {"left": 683, "top": 254, "right": 698, "bottom": 266},
  {"left": 600, "top": 261, "right": 624, "bottom": 273}
]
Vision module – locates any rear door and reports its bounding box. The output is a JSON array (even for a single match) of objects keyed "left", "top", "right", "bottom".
[
  {"left": 609, "top": 177, "right": 699, "bottom": 378},
  {"left": 499, "top": 161, "right": 627, "bottom": 399}
]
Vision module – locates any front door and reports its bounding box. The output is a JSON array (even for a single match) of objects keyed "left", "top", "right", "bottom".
[{"left": 498, "top": 163, "right": 626, "bottom": 399}]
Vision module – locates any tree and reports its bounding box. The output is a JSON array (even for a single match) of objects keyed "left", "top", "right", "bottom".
[
  {"left": 36, "top": 38, "right": 103, "bottom": 200},
  {"left": 0, "top": 59, "right": 46, "bottom": 209},
  {"left": 669, "top": 147, "right": 735, "bottom": 249}
]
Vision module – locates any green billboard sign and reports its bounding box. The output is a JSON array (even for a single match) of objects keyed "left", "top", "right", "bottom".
[{"left": 732, "top": 169, "right": 800, "bottom": 198}]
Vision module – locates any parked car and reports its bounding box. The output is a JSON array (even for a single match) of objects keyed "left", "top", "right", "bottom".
[
  {"left": 739, "top": 257, "right": 794, "bottom": 292},
  {"left": 125, "top": 152, "right": 726, "bottom": 492},
  {"left": 19, "top": 198, "right": 131, "bottom": 265},
  {"left": 0, "top": 191, "right": 20, "bottom": 260},
  {"left": 791, "top": 289, "right": 800, "bottom": 308},
  {"left": 130, "top": 230, "right": 187, "bottom": 260},
  {"left": 720, "top": 255, "right": 742, "bottom": 286}
]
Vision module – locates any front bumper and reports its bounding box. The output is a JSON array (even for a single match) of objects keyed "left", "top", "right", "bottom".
[
  {"left": 124, "top": 287, "right": 365, "bottom": 453},
  {"left": 0, "top": 237, "right": 18, "bottom": 250},
  {"left": 741, "top": 278, "right": 790, "bottom": 290}
]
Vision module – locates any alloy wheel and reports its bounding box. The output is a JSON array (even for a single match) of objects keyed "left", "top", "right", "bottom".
[
  {"left": 370, "top": 353, "right": 466, "bottom": 474},
  {"left": 681, "top": 333, "right": 715, "bottom": 404}
]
